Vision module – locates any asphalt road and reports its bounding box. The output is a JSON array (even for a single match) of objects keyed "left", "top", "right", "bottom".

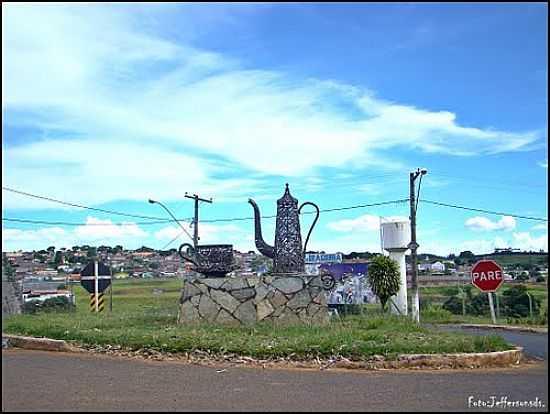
[
  {"left": 2, "top": 350, "right": 547, "bottom": 412},
  {"left": 435, "top": 325, "right": 548, "bottom": 360}
]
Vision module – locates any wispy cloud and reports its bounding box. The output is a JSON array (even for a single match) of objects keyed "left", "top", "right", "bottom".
[
  {"left": 512, "top": 232, "right": 548, "bottom": 252},
  {"left": 2, "top": 216, "right": 149, "bottom": 251},
  {"left": 327, "top": 214, "right": 381, "bottom": 233},
  {"left": 464, "top": 216, "right": 516, "bottom": 232},
  {"left": 3, "top": 4, "right": 543, "bottom": 210}
]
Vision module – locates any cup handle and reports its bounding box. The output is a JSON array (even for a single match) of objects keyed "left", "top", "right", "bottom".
[{"left": 178, "top": 243, "right": 199, "bottom": 266}]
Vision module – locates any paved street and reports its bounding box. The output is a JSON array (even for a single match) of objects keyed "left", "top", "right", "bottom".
[
  {"left": 2, "top": 350, "right": 547, "bottom": 412},
  {"left": 435, "top": 325, "right": 548, "bottom": 360}
]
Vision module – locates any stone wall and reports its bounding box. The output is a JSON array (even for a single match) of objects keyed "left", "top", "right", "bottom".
[{"left": 178, "top": 275, "right": 329, "bottom": 326}]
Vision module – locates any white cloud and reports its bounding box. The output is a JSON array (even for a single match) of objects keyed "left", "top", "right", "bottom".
[
  {"left": 2, "top": 4, "right": 543, "bottom": 209},
  {"left": 539, "top": 160, "right": 548, "bottom": 169},
  {"left": 512, "top": 232, "right": 548, "bottom": 251},
  {"left": 464, "top": 216, "right": 516, "bottom": 231},
  {"left": 2, "top": 139, "right": 265, "bottom": 210},
  {"left": 2, "top": 216, "right": 149, "bottom": 251},
  {"left": 327, "top": 214, "right": 381, "bottom": 232},
  {"left": 532, "top": 223, "right": 548, "bottom": 231},
  {"left": 2, "top": 227, "right": 67, "bottom": 244},
  {"left": 74, "top": 217, "right": 147, "bottom": 239}
]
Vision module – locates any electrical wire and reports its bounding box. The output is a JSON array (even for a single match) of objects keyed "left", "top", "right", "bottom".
[
  {"left": 419, "top": 199, "right": 548, "bottom": 222},
  {"left": 157, "top": 199, "right": 411, "bottom": 248},
  {"left": 2, "top": 218, "right": 186, "bottom": 226},
  {"left": 2, "top": 186, "right": 192, "bottom": 222}
]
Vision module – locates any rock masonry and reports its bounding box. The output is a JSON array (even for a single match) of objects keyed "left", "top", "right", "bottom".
[{"left": 178, "top": 275, "right": 329, "bottom": 326}]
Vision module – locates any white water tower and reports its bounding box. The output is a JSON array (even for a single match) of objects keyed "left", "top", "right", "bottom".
[{"left": 380, "top": 217, "right": 411, "bottom": 316}]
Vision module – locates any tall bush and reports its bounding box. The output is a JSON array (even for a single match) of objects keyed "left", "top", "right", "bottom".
[{"left": 367, "top": 255, "right": 401, "bottom": 312}]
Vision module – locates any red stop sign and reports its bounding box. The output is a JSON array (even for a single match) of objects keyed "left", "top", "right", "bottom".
[{"left": 471, "top": 260, "right": 504, "bottom": 292}]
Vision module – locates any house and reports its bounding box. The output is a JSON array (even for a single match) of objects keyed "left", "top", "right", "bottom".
[{"left": 431, "top": 261, "right": 446, "bottom": 272}]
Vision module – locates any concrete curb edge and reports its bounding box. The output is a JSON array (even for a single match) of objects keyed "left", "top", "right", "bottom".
[
  {"left": 2, "top": 333, "right": 524, "bottom": 370},
  {"left": 452, "top": 323, "right": 548, "bottom": 334},
  {"left": 2, "top": 334, "right": 83, "bottom": 353}
]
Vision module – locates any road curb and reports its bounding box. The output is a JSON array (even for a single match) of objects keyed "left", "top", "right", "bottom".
[
  {"left": 2, "top": 334, "right": 82, "bottom": 353},
  {"left": 453, "top": 324, "right": 548, "bottom": 334},
  {"left": 2, "top": 333, "right": 524, "bottom": 370},
  {"left": 325, "top": 347, "right": 524, "bottom": 370}
]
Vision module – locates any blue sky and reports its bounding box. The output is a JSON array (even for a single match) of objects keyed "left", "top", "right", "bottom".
[{"left": 2, "top": 3, "right": 548, "bottom": 255}]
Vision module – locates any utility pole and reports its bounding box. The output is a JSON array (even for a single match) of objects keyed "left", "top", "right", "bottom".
[
  {"left": 184, "top": 193, "right": 212, "bottom": 249},
  {"left": 409, "top": 168, "right": 427, "bottom": 323}
]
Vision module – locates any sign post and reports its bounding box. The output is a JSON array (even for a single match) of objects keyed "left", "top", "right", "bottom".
[
  {"left": 94, "top": 261, "right": 99, "bottom": 312},
  {"left": 471, "top": 260, "right": 504, "bottom": 324},
  {"left": 81, "top": 261, "right": 112, "bottom": 313}
]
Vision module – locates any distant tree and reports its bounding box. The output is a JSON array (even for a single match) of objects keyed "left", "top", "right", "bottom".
[
  {"left": 367, "top": 255, "right": 401, "bottom": 312},
  {"left": 54, "top": 251, "right": 64, "bottom": 267},
  {"left": 72, "top": 246, "right": 80, "bottom": 252},
  {"left": 458, "top": 251, "right": 476, "bottom": 260},
  {"left": 47, "top": 246, "right": 56, "bottom": 253},
  {"left": 87, "top": 247, "right": 97, "bottom": 259},
  {"left": 2, "top": 255, "right": 16, "bottom": 282}
]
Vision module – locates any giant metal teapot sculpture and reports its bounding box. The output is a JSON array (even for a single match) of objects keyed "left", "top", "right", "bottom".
[{"left": 248, "top": 184, "right": 319, "bottom": 274}]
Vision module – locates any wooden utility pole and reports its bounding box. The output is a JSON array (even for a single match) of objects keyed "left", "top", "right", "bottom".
[
  {"left": 184, "top": 193, "right": 212, "bottom": 249},
  {"left": 409, "top": 168, "right": 427, "bottom": 323}
]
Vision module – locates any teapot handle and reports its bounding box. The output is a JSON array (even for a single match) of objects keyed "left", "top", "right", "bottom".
[
  {"left": 178, "top": 243, "right": 199, "bottom": 266},
  {"left": 298, "top": 201, "right": 320, "bottom": 254}
]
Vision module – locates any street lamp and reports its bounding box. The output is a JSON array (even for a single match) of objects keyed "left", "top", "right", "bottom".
[{"left": 148, "top": 199, "right": 194, "bottom": 244}]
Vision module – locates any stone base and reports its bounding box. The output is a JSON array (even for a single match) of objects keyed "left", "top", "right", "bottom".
[{"left": 178, "top": 274, "right": 329, "bottom": 326}]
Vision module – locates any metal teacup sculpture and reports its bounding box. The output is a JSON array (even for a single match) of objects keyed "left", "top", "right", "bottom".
[
  {"left": 178, "top": 244, "right": 236, "bottom": 278},
  {"left": 248, "top": 183, "right": 320, "bottom": 274}
]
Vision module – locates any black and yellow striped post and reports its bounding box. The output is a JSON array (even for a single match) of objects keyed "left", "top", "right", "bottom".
[{"left": 89, "top": 293, "right": 105, "bottom": 313}]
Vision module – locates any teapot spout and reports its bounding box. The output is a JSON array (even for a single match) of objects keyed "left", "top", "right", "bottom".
[{"left": 248, "top": 198, "right": 275, "bottom": 259}]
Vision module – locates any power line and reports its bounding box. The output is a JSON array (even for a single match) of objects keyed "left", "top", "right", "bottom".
[
  {"left": 157, "top": 199, "right": 410, "bottom": 248},
  {"left": 419, "top": 199, "right": 548, "bottom": 222},
  {"left": 200, "top": 199, "right": 410, "bottom": 223},
  {"left": 1, "top": 199, "right": 409, "bottom": 228},
  {"left": 2, "top": 218, "right": 188, "bottom": 226},
  {"left": 2, "top": 187, "right": 192, "bottom": 222}
]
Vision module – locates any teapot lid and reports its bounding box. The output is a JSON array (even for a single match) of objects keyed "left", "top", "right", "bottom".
[{"left": 277, "top": 183, "right": 298, "bottom": 205}]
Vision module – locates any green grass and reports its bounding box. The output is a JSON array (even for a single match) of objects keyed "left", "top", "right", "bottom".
[
  {"left": 3, "top": 278, "right": 514, "bottom": 360},
  {"left": 412, "top": 284, "right": 548, "bottom": 327}
]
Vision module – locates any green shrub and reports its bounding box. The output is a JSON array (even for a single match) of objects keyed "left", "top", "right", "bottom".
[
  {"left": 469, "top": 292, "right": 490, "bottom": 316},
  {"left": 537, "top": 298, "right": 547, "bottom": 325},
  {"left": 421, "top": 305, "right": 455, "bottom": 322},
  {"left": 367, "top": 255, "right": 401, "bottom": 312},
  {"left": 501, "top": 285, "right": 539, "bottom": 318},
  {"left": 442, "top": 296, "right": 464, "bottom": 315},
  {"left": 22, "top": 296, "right": 75, "bottom": 314}
]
